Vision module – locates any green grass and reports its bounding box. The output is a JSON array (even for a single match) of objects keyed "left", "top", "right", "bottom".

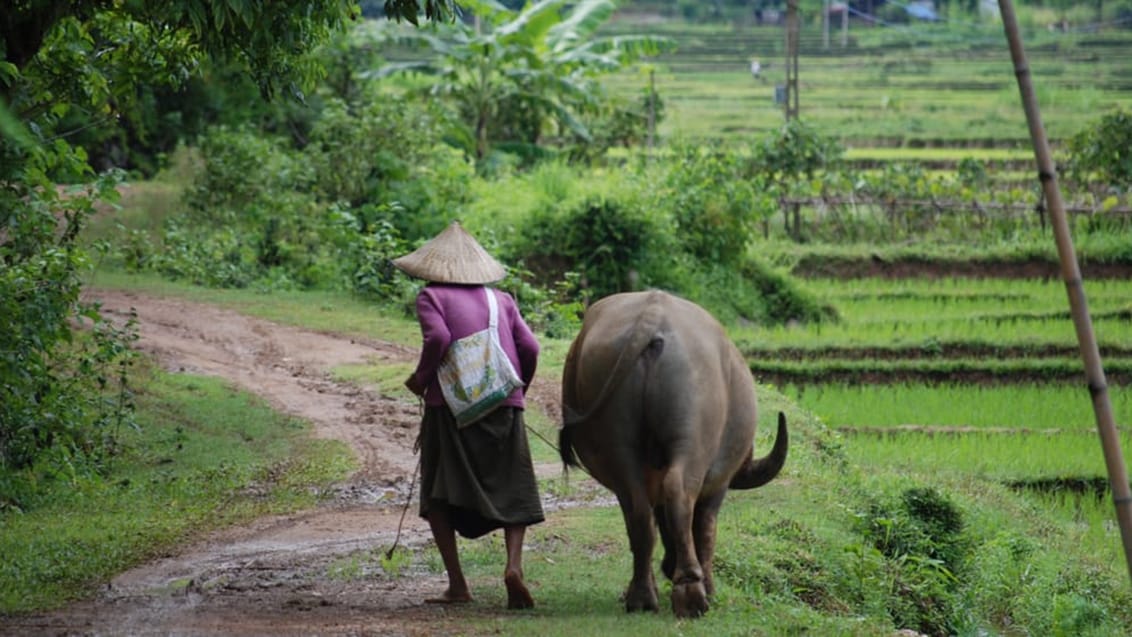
[
  {"left": 430, "top": 500, "right": 901, "bottom": 636},
  {"left": 787, "top": 383, "right": 1132, "bottom": 430},
  {"left": 0, "top": 366, "right": 355, "bottom": 613},
  {"left": 376, "top": 406, "right": 1132, "bottom": 635},
  {"left": 761, "top": 238, "right": 1132, "bottom": 275},
  {"left": 84, "top": 147, "right": 200, "bottom": 244},
  {"left": 802, "top": 276, "right": 1132, "bottom": 305},
  {"left": 842, "top": 146, "right": 1034, "bottom": 162},
  {"left": 733, "top": 275, "right": 1132, "bottom": 350},
  {"left": 838, "top": 428, "right": 1126, "bottom": 481},
  {"left": 749, "top": 357, "right": 1132, "bottom": 388},
  {"left": 730, "top": 266, "right": 1132, "bottom": 630},
  {"left": 359, "top": 400, "right": 916, "bottom": 635}
]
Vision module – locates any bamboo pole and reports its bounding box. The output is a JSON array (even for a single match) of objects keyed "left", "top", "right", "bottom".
[
  {"left": 784, "top": 0, "right": 799, "bottom": 121},
  {"left": 998, "top": 0, "right": 1132, "bottom": 585}
]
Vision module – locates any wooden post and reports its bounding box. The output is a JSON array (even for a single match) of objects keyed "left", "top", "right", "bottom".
[
  {"left": 647, "top": 68, "right": 656, "bottom": 155},
  {"left": 785, "top": 0, "right": 800, "bottom": 121},
  {"left": 841, "top": 4, "right": 848, "bottom": 48},
  {"left": 793, "top": 202, "right": 802, "bottom": 242},
  {"left": 999, "top": 0, "right": 1132, "bottom": 586},
  {"left": 823, "top": 0, "right": 830, "bottom": 50}
]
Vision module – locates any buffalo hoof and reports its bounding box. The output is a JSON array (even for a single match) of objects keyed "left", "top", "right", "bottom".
[
  {"left": 671, "top": 581, "right": 709, "bottom": 618},
  {"left": 623, "top": 584, "right": 659, "bottom": 613}
]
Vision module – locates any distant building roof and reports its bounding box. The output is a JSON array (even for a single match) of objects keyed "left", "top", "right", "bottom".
[{"left": 905, "top": 2, "right": 940, "bottom": 21}]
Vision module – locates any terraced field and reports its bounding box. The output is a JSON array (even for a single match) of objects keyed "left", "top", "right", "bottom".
[
  {"left": 600, "top": 16, "right": 1132, "bottom": 147},
  {"left": 733, "top": 273, "right": 1132, "bottom": 561},
  {"left": 733, "top": 272, "right": 1132, "bottom": 558}
]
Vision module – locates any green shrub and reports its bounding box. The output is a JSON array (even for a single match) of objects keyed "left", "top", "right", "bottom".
[
  {"left": 878, "top": 3, "right": 911, "bottom": 24},
  {"left": 962, "top": 533, "right": 1132, "bottom": 636},
  {"left": 754, "top": 119, "right": 844, "bottom": 185},
  {"left": 1066, "top": 108, "right": 1132, "bottom": 193},
  {"left": 517, "top": 195, "right": 676, "bottom": 301},
  {"left": 1116, "top": 1, "right": 1132, "bottom": 29},
  {"left": 157, "top": 179, "right": 327, "bottom": 292},
  {"left": 138, "top": 98, "right": 477, "bottom": 295},
  {"left": 1, "top": 149, "right": 137, "bottom": 487},
  {"left": 174, "top": 127, "right": 323, "bottom": 288},
  {"left": 185, "top": 126, "right": 311, "bottom": 217},
  {"left": 659, "top": 143, "right": 765, "bottom": 265},
  {"left": 501, "top": 269, "right": 585, "bottom": 340},
  {"left": 307, "top": 97, "right": 474, "bottom": 241},
  {"left": 853, "top": 486, "right": 969, "bottom": 636},
  {"left": 339, "top": 215, "right": 416, "bottom": 303},
  {"left": 566, "top": 85, "right": 665, "bottom": 165},
  {"left": 739, "top": 258, "right": 838, "bottom": 325}
]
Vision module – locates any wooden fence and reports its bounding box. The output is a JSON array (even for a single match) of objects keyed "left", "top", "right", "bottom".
[{"left": 773, "top": 196, "right": 1132, "bottom": 240}]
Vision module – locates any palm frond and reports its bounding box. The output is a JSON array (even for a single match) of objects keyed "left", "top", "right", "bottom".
[
  {"left": 495, "top": 0, "right": 567, "bottom": 40},
  {"left": 548, "top": 0, "right": 615, "bottom": 51}
]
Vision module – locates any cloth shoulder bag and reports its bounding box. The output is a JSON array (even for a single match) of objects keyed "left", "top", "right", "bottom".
[{"left": 437, "top": 287, "right": 525, "bottom": 427}]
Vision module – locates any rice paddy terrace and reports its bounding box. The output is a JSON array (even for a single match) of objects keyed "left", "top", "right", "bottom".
[
  {"left": 601, "top": 13, "right": 1132, "bottom": 150},
  {"left": 739, "top": 276, "right": 1132, "bottom": 386},
  {"left": 734, "top": 271, "right": 1132, "bottom": 550}
]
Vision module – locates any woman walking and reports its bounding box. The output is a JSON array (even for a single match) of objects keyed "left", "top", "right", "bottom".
[{"left": 393, "top": 221, "right": 544, "bottom": 609}]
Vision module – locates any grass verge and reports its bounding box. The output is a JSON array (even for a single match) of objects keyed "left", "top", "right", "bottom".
[{"left": 0, "top": 363, "right": 355, "bottom": 614}]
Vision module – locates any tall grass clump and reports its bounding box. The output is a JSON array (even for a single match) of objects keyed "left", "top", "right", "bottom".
[
  {"left": 849, "top": 486, "right": 968, "bottom": 636},
  {"left": 958, "top": 528, "right": 1132, "bottom": 636}
]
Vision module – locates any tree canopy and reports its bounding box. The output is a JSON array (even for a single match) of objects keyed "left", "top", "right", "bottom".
[
  {"left": 371, "top": 0, "right": 674, "bottom": 159},
  {"left": 0, "top": 0, "right": 451, "bottom": 477}
]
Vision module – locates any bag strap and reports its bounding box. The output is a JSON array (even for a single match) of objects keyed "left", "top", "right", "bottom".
[{"left": 484, "top": 287, "right": 499, "bottom": 331}]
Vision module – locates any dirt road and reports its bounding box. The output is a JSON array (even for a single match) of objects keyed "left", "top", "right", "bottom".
[{"left": 6, "top": 289, "right": 572, "bottom": 637}]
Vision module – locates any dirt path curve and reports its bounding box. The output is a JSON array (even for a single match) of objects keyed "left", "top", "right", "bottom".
[{"left": 7, "top": 288, "right": 570, "bottom": 637}]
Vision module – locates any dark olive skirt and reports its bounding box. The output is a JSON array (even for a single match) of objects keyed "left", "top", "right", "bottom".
[{"left": 418, "top": 406, "right": 545, "bottom": 539}]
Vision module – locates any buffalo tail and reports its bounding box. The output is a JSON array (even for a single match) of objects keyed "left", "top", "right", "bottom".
[{"left": 728, "top": 411, "right": 789, "bottom": 490}]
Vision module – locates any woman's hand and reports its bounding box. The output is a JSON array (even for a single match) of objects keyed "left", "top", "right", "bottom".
[{"left": 405, "top": 373, "right": 425, "bottom": 396}]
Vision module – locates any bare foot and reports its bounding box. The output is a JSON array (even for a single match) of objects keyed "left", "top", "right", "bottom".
[
  {"left": 504, "top": 571, "right": 534, "bottom": 610},
  {"left": 425, "top": 588, "right": 472, "bottom": 604}
]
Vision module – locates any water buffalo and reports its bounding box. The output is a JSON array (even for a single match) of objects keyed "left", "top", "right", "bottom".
[{"left": 559, "top": 290, "right": 788, "bottom": 618}]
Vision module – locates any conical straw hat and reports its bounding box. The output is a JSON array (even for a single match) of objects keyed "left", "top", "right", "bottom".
[{"left": 392, "top": 221, "right": 506, "bottom": 284}]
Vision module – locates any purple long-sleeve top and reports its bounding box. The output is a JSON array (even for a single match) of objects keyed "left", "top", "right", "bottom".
[{"left": 406, "top": 283, "right": 539, "bottom": 409}]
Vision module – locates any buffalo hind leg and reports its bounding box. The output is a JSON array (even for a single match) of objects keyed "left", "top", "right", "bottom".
[
  {"left": 654, "top": 503, "right": 677, "bottom": 583},
  {"left": 693, "top": 492, "right": 726, "bottom": 597},
  {"left": 618, "top": 491, "right": 659, "bottom": 612},
  {"left": 661, "top": 469, "right": 708, "bottom": 618}
]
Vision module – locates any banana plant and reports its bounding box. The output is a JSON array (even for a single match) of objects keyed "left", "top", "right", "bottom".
[{"left": 366, "top": 0, "right": 673, "bottom": 160}]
